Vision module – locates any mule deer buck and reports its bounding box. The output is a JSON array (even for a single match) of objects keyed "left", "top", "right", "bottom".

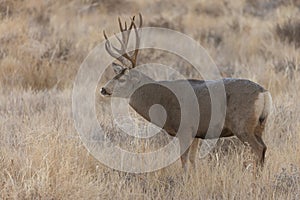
[{"left": 100, "top": 14, "right": 272, "bottom": 171}]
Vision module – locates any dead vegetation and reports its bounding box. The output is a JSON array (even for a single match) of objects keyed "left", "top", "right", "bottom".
[
  {"left": 1, "top": 0, "right": 300, "bottom": 199},
  {"left": 276, "top": 19, "right": 300, "bottom": 48}
]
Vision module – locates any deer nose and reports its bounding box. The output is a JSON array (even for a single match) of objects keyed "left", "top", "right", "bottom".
[{"left": 101, "top": 88, "right": 108, "bottom": 95}]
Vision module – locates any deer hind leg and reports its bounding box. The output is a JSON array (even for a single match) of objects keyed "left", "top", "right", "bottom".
[
  {"left": 255, "top": 135, "right": 267, "bottom": 167},
  {"left": 189, "top": 139, "right": 200, "bottom": 170}
]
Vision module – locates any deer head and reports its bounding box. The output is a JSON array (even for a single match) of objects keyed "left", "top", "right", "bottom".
[{"left": 101, "top": 14, "right": 148, "bottom": 98}]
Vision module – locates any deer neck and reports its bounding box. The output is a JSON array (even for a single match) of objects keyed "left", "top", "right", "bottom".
[{"left": 128, "top": 74, "right": 157, "bottom": 122}]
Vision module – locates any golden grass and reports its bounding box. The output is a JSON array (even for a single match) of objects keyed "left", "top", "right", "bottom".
[{"left": 1, "top": 0, "right": 300, "bottom": 199}]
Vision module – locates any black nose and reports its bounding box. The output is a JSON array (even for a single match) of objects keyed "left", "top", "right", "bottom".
[{"left": 101, "top": 88, "right": 107, "bottom": 95}]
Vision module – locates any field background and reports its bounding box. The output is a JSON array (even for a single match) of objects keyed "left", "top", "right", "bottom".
[{"left": 1, "top": 0, "right": 300, "bottom": 199}]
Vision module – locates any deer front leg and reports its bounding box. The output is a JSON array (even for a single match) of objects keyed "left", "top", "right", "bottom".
[
  {"left": 180, "top": 148, "right": 191, "bottom": 173},
  {"left": 189, "top": 139, "right": 200, "bottom": 170},
  {"left": 178, "top": 133, "right": 194, "bottom": 173}
]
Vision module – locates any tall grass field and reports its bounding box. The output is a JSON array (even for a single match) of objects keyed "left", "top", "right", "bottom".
[{"left": 1, "top": 0, "right": 300, "bottom": 199}]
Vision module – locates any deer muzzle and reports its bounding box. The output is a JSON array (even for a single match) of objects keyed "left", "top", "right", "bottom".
[{"left": 100, "top": 88, "right": 111, "bottom": 96}]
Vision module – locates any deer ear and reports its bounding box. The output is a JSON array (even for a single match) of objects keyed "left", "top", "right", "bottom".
[{"left": 112, "top": 62, "right": 125, "bottom": 74}]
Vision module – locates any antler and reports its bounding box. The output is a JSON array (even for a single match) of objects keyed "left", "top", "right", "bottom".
[{"left": 103, "top": 13, "right": 143, "bottom": 69}]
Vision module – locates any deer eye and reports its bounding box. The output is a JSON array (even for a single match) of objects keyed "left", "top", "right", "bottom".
[{"left": 119, "top": 78, "right": 126, "bottom": 83}]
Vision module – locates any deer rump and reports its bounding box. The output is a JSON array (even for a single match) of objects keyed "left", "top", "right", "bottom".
[{"left": 129, "top": 78, "right": 268, "bottom": 139}]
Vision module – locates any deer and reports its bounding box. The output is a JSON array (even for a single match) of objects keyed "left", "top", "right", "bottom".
[{"left": 100, "top": 14, "right": 273, "bottom": 172}]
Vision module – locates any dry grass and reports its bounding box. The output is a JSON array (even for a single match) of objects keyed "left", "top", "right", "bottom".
[
  {"left": 1, "top": 0, "right": 300, "bottom": 199},
  {"left": 276, "top": 19, "right": 300, "bottom": 48}
]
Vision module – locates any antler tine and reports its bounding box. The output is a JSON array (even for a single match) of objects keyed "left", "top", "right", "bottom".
[
  {"left": 125, "top": 14, "right": 142, "bottom": 68},
  {"left": 130, "top": 22, "right": 141, "bottom": 68},
  {"left": 103, "top": 14, "right": 143, "bottom": 69},
  {"left": 118, "top": 17, "right": 125, "bottom": 32},
  {"left": 103, "top": 19, "right": 129, "bottom": 66},
  {"left": 138, "top": 13, "right": 143, "bottom": 28},
  {"left": 120, "top": 19, "right": 131, "bottom": 50},
  {"left": 104, "top": 38, "right": 126, "bottom": 64},
  {"left": 128, "top": 15, "right": 136, "bottom": 30},
  {"left": 104, "top": 30, "right": 128, "bottom": 64},
  {"left": 103, "top": 30, "right": 108, "bottom": 40},
  {"left": 114, "top": 33, "right": 126, "bottom": 52},
  {"left": 128, "top": 13, "right": 142, "bottom": 29}
]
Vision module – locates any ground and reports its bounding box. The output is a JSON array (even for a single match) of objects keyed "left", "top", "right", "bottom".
[{"left": 1, "top": 0, "right": 300, "bottom": 199}]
